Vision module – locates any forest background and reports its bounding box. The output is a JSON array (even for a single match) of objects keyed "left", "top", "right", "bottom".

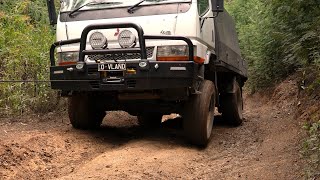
[{"left": 0, "top": 0, "right": 319, "bottom": 177}]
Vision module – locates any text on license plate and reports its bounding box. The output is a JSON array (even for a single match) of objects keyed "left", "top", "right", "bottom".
[{"left": 98, "top": 63, "right": 126, "bottom": 71}]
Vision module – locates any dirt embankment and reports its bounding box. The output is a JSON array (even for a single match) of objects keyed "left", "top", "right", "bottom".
[{"left": 0, "top": 76, "right": 307, "bottom": 179}]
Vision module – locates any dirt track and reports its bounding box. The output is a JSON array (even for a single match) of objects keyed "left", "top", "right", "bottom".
[{"left": 0, "top": 79, "right": 305, "bottom": 179}]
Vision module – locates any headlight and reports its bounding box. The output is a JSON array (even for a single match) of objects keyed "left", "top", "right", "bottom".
[
  {"left": 58, "top": 52, "right": 79, "bottom": 65},
  {"left": 156, "top": 45, "right": 204, "bottom": 64},
  {"left": 118, "top": 30, "right": 136, "bottom": 48},
  {"left": 157, "top": 45, "right": 189, "bottom": 57}
]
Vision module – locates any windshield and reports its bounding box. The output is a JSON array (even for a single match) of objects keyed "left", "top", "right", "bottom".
[{"left": 60, "top": 0, "right": 189, "bottom": 12}]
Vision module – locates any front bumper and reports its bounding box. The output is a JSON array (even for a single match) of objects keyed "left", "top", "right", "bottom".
[
  {"left": 50, "top": 22, "right": 199, "bottom": 92},
  {"left": 50, "top": 61, "right": 199, "bottom": 91}
]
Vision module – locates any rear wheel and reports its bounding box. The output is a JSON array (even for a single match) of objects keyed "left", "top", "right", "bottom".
[
  {"left": 137, "top": 113, "right": 163, "bottom": 128},
  {"left": 183, "top": 80, "right": 216, "bottom": 147},
  {"left": 221, "top": 80, "right": 243, "bottom": 126},
  {"left": 68, "top": 94, "right": 106, "bottom": 130}
]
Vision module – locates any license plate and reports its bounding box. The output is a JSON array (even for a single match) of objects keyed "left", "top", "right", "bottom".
[{"left": 98, "top": 63, "right": 126, "bottom": 71}]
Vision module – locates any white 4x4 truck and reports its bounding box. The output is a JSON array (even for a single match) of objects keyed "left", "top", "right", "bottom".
[{"left": 47, "top": 0, "right": 247, "bottom": 146}]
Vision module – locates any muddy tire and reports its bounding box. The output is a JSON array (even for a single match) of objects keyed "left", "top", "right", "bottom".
[
  {"left": 137, "top": 113, "right": 163, "bottom": 128},
  {"left": 221, "top": 80, "right": 243, "bottom": 126},
  {"left": 183, "top": 80, "right": 216, "bottom": 147},
  {"left": 68, "top": 94, "right": 106, "bottom": 130}
]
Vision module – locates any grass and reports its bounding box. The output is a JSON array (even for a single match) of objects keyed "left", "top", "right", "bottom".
[{"left": 303, "top": 120, "right": 320, "bottom": 179}]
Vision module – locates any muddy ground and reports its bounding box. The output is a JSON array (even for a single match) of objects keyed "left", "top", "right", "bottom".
[{"left": 0, "top": 79, "right": 305, "bottom": 179}]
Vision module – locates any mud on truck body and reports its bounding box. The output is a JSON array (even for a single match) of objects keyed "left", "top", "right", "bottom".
[{"left": 47, "top": 0, "right": 247, "bottom": 146}]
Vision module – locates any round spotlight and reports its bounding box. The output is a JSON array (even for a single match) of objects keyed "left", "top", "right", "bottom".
[
  {"left": 89, "top": 32, "right": 107, "bottom": 49},
  {"left": 118, "top": 30, "right": 136, "bottom": 48}
]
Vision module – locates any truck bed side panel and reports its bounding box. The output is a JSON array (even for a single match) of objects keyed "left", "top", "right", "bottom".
[{"left": 214, "top": 10, "right": 248, "bottom": 78}]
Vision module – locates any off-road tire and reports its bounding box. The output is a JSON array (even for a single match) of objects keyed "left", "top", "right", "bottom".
[
  {"left": 68, "top": 94, "right": 106, "bottom": 130},
  {"left": 183, "top": 80, "right": 216, "bottom": 147},
  {"left": 221, "top": 80, "right": 243, "bottom": 126},
  {"left": 137, "top": 113, "right": 163, "bottom": 128}
]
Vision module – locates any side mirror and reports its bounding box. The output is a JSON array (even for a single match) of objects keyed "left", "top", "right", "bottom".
[
  {"left": 212, "top": 0, "right": 224, "bottom": 12},
  {"left": 47, "top": 0, "right": 57, "bottom": 25}
]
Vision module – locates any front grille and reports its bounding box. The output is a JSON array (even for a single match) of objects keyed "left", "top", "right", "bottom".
[{"left": 88, "top": 47, "right": 154, "bottom": 61}]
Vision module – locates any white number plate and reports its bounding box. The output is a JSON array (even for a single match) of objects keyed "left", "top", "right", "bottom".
[{"left": 98, "top": 63, "right": 126, "bottom": 71}]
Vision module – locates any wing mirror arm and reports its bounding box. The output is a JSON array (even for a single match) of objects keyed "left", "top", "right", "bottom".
[
  {"left": 200, "top": 12, "right": 219, "bottom": 30},
  {"left": 200, "top": 0, "right": 224, "bottom": 30}
]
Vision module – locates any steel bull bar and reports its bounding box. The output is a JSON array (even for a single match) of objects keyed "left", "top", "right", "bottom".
[{"left": 49, "top": 22, "right": 198, "bottom": 91}]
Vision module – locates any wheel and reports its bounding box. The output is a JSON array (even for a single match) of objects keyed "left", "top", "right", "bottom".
[
  {"left": 183, "top": 80, "right": 216, "bottom": 147},
  {"left": 137, "top": 113, "right": 163, "bottom": 128},
  {"left": 68, "top": 94, "right": 106, "bottom": 129},
  {"left": 221, "top": 80, "right": 243, "bottom": 126},
  {"left": 68, "top": 93, "right": 106, "bottom": 130}
]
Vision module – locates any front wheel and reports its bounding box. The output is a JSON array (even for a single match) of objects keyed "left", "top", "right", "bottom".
[
  {"left": 183, "top": 80, "right": 216, "bottom": 147},
  {"left": 68, "top": 94, "right": 106, "bottom": 130}
]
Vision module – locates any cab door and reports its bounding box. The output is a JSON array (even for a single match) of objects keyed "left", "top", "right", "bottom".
[{"left": 198, "top": 0, "right": 215, "bottom": 48}]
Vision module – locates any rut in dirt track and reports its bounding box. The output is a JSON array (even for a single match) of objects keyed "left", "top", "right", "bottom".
[{"left": 0, "top": 79, "right": 304, "bottom": 179}]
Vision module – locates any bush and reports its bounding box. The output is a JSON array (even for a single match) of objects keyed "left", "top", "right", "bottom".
[
  {"left": 0, "top": 0, "right": 58, "bottom": 115},
  {"left": 303, "top": 121, "right": 320, "bottom": 179},
  {"left": 226, "top": 0, "right": 320, "bottom": 91}
]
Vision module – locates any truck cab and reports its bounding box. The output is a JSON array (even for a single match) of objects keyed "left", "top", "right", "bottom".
[{"left": 47, "top": 0, "right": 247, "bottom": 146}]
